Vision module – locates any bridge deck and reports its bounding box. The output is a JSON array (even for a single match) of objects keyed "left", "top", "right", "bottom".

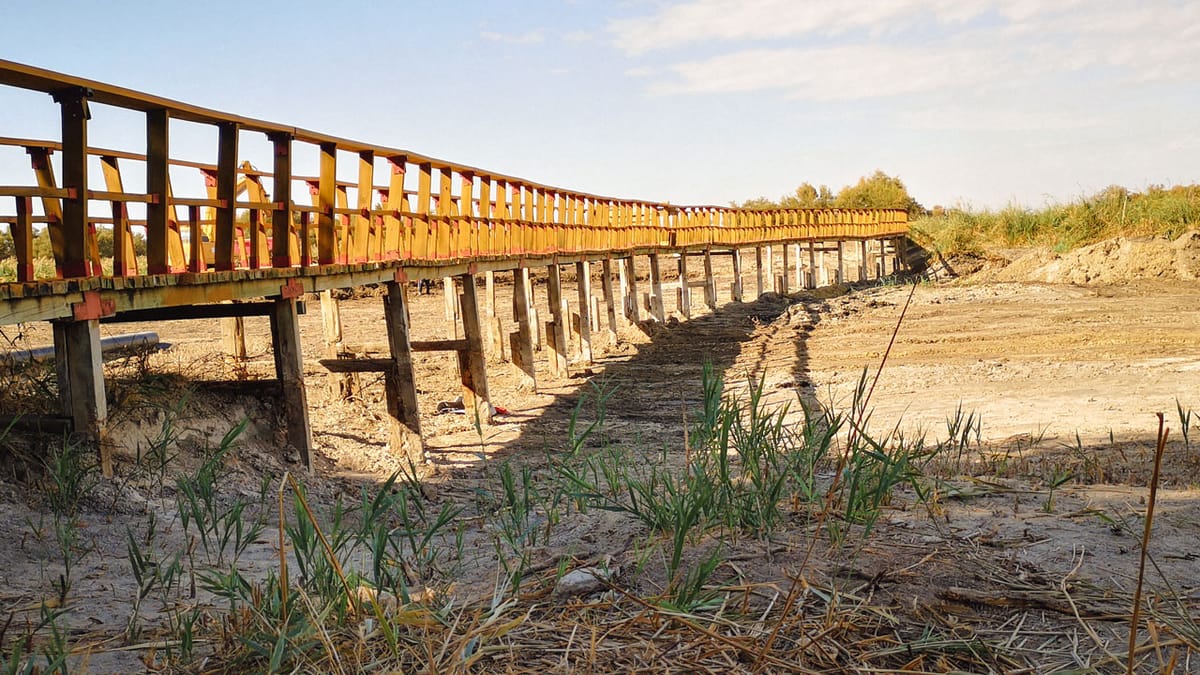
[{"left": 0, "top": 59, "right": 909, "bottom": 476}]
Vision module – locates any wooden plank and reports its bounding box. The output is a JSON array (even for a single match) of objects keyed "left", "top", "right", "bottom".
[
  {"left": 12, "top": 196, "right": 34, "bottom": 282},
  {"left": 702, "top": 249, "right": 716, "bottom": 309},
  {"left": 677, "top": 253, "right": 691, "bottom": 318},
  {"left": 546, "top": 264, "right": 569, "bottom": 375},
  {"left": 575, "top": 261, "right": 593, "bottom": 364},
  {"left": 214, "top": 122, "right": 238, "bottom": 271},
  {"left": 99, "top": 155, "right": 138, "bottom": 276},
  {"left": 62, "top": 319, "right": 111, "bottom": 476},
  {"left": 318, "top": 142, "right": 337, "bottom": 265},
  {"left": 600, "top": 258, "right": 618, "bottom": 345},
  {"left": 353, "top": 150, "right": 373, "bottom": 263},
  {"left": 731, "top": 248, "right": 743, "bottom": 302},
  {"left": 456, "top": 273, "right": 491, "bottom": 424},
  {"left": 510, "top": 267, "right": 536, "bottom": 388},
  {"left": 271, "top": 134, "right": 295, "bottom": 268},
  {"left": 648, "top": 253, "right": 665, "bottom": 323},
  {"left": 621, "top": 256, "right": 639, "bottom": 324},
  {"left": 410, "top": 339, "right": 469, "bottom": 352},
  {"left": 383, "top": 280, "right": 425, "bottom": 464},
  {"left": 56, "top": 88, "right": 92, "bottom": 278},
  {"left": 100, "top": 301, "right": 286, "bottom": 322},
  {"left": 270, "top": 297, "right": 313, "bottom": 468}
]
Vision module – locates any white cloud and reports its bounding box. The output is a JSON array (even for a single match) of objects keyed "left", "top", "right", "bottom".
[{"left": 611, "top": 0, "right": 1200, "bottom": 103}]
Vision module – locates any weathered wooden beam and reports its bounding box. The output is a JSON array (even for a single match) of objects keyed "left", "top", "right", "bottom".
[
  {"left": 383, "top": 280, "right": 424, "bottom": 464},
  {"left": 270, "top": 296, "right": 312, "bottom": 468},
  {"left": 456, "top": 273, "right": 491, "bottom": 424},
  {"left": 755, "top": 247, "right": 765, "bottom": 297},
  {"left": 702, "top": 249, "right": 716, "bottom": 310},
  {"left": 56, "top": 87, "right": 92, "bottom": 278},
  {"left": 647, "top": 253, "right": 665, "bottom": 323},
  {"left": 731, "top": 248, "right": 743, "bottom": 302},
  {"left": 214, "top": 122, "right": 238, "bottom": 271},
  {"left": 146, "top": 109, "right": 170, "bottom": 274},
  {"left": 621, "top": 256, "right": 640, "bottom": 324},
  {"left": 100, "top": 301, "right": 299, "bottom": 322},
  {"left": 575, "top": 261, "right": 593, "bottom": 364},
  {"left": 677, "top": 253, "right": 691, "bottom": 318},
  {"left": 271, "top": 133, "right": 294, "bottom": 268},
  {"left": 546, "top": 264, "right": 569, "bottom": 376},
  {"left": 510, "top": 267, "right": 537, "bottom": 389},
  {"left": 836, "top": 241, "right": 845, "bottom": 283},
  {"left": 60, "top": 318, "right": 111, "bottom": 476},
  {"left": 318, "top": 142, "right": 337, "bottom": 265}
]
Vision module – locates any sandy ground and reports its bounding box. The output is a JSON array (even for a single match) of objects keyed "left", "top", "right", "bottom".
[{"left": 1, "top": 237, "right": 1199, "bottom": 671}]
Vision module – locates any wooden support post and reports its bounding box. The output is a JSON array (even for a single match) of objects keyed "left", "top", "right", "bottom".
[
  {"left": 763, "top": 245, "right": 774, "bottom": 294},
  {"left": 383, "top": 281, "right": 425, "bottom": 464},
  {"left": 271, "top": 134, "right": 294, "bottom": 268},
  {"left": 731, "top": 248, "right": 744, "bottom": 302},
  {"left": 443, "top": 277, "right": 460, "bottom": 339},
  {"left": 222, "top": 316, "right": 247, "bottom": 361},
  {"left": 321, "top": 289, "right": 354, "bottom": 399},
  {"left": 52, "top": 322, "right": 72, "bottom": 421},
  {"left": 678, "top": 254, "right": 692, "bottom": 318},
  {"left": 794, "top": 243, "right": 805, "bottom": 290},
  {"left": 215, "top": 122, "right": 238, "bottom": 271},
  {"left": 836, "top": 241, "right": 845, "bottom": 283},
  {"left": 648, "top": 254, "right": 665, "bottom": 323},
  {"left": 808, "top": 241, "right": 818, "bottom": 289},
  {"left": 860, "top": 240, "right": 869, "bottom": 281},
  {"left": 55, "top": 87, "right": 93, "bottom": 278},
  {"left": 510, "top": 268, "right": 537, "bottom": 389},
  {"left": 703, "top": 250, "right": 717, "bottom": 309},
  {"left": 60, "top": 319, "right": 111, "bottom": 476},
  {"left": 457, "top": 274, "right": 492, "bottom": 424},
  {"left": 621, "top": 256, "right": 640, "bottom": 324},
  {"left": 575, "top": 261, "right": 593, "bottom": 364},
  {"left": 780, "top": 243, "right": 790, "bottom": 294},
  {"left": 270, "top": 296, "right": 313, "bottom": 468},
  {"left": 546, "top": 264, "right": 569, "bottom": 375},
  {"left": 146, "top": 109, "right": 171, "bottom": 275},
  {"left": 755, "top": 247, "right": 765, "bottom": 297},
  {"left": 601, "top": 258, "right": 619, "bottom": 345}
]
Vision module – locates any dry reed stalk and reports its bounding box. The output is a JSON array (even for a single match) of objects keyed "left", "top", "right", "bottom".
[{"left": 1127, "top": 413, "right": 1168, "bottom": 675}]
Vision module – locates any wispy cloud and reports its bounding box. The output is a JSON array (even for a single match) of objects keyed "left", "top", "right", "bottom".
[{"left": 609, "top": 0, "right": 1200, "bottom": 104}]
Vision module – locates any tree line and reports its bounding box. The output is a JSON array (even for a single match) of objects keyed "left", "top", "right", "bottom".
[{"left": 736, "top": 170, "right": 926, "bottom": 219}]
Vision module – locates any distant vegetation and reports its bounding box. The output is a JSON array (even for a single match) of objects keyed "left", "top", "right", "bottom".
[
  {"left": 913, "top": 184, "right": 1200, "bottom": 255},
  {"left": 737, "top": 170, "right": 926, "bottom": 219},
  {"left": 741, "top": 173, "right": 1200, "bottom": 256}
]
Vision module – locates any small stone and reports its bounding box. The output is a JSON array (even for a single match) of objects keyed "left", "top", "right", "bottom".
[{"left": 553, "top": 566, "right": 618, "bottom": 599}]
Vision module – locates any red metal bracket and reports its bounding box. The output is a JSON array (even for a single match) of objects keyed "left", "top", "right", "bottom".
[
  {"left": 394, "top": 269, "right": 409, "bottom": 284},
  {"left": 279, "top": 278, "right": 304, "bottom": 300},
  {"left": 72, "top": 291, "right": 115, "bottom": 321}
]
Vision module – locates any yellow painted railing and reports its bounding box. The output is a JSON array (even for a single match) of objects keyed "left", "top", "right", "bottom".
[{"left": 0, "top": 60, "right": 907, "bottom": 285}]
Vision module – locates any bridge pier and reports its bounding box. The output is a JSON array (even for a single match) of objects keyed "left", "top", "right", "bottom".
[
  {"left": 379, "top": 281, "right": 424, "bottom": 464},
  {"left": 546, "top": 264, "right": 569, "bottom": 376},
  {"left": 510, "top": 268, "right": 537, "bottom": 389},
  {"left": 779, "top": 244, "right": 790, "bottom": 294},
  {"left": 755, "top": 247, "right": 765, "bottom": 297},
  {"left": 269, "top": 295, "right": 313, "bottom": 468},
  {"left": 702, "top": 250, "right": 717, "bottom": 310},
  {"left": 677, "top": 254, "right": 692, "bottom": 318},
  {"left": 731, "top": 248, "right": 743, "bottom": 302},
  {"left": 836, "top": 241, "right": 845, "bottom": 283},
  {"left": 620, "top": 257, "right": 640, "bottom": 324},
  {"left": 56, "top": 318, "right": 112, "bottom": 476},
  {"left": 793, "top": 243, "right": 805, "bottom": 290},
  {"left": 859, "top": 240, "right": 870, "bottom": 281},
  {"left": 648, "top": 254, "right": 666, "bottom": 323},
  {"left": 808, "top": 242, "right": 818, "bottom": 289},
  {"left": 600, "top": 259, "right": 619, "bottom": 347},
  {"left": 575, "top": 261, "right": 594, "bottom": 364},
  {"left": 455, "top": 274, "right": 492, "bottom": 426}
]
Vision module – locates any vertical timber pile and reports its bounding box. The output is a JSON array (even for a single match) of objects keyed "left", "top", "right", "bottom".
[
  {"left": 600, "top": 258, "right": 619, "bottom": 347},
  {"left": 269, "top": 288, "right": 313, "bottom": 467},
  {"left": 456, "top": 274, "right": 492, "bottom": 424},
  {"left": 648, "top": 254, "right": 666, "bottom": 323},
  {"left": 677, "top": 254, "right": 692, "bottom": 318},
  {"left": 620, "top": 257, "right": 640, "bottom": 324},
  {"left": 731, "top": 248, "right": 743, "bottom": 302},
  {"left": 510, "top": 268, "right": 537, "bottom": 389},
  {"left": 382, "top": 280, "right": 424, "bottom": 464},
  {"left": 546, "top": 264, "right": 569, "bottom": 375},
  {"left": 702, "top": 250, "right": 717, "bottom": 310},
  {"left": 575, "top": 261, "right": 593, "bottom": 364}
]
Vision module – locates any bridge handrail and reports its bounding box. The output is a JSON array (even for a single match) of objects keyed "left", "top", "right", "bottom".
[{"left": 0, "top": 59, "right": 908, "bottom": 284}]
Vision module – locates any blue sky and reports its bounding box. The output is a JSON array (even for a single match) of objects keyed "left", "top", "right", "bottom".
[{"left": 2, "top": 0, "right": 1198, "bottom": 211}]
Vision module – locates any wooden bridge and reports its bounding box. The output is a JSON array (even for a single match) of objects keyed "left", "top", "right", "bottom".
[{"left": 0, "top": 59, "right": 909, "bottom": 475}]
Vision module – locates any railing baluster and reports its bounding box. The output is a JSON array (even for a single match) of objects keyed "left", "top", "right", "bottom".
[
  {"left": 317, "top": 142, "right": 337, "bottom": 266},
  {"left": 214, "top": 122, "right": 239, "bottom": 271},
  {"left": 271, "top": 134, "right": 295, "bottom": 268}
]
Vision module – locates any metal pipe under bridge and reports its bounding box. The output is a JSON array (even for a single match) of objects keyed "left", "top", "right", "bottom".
[{"left": 0, "top": 59, "right": 910, "bottom": 476}]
